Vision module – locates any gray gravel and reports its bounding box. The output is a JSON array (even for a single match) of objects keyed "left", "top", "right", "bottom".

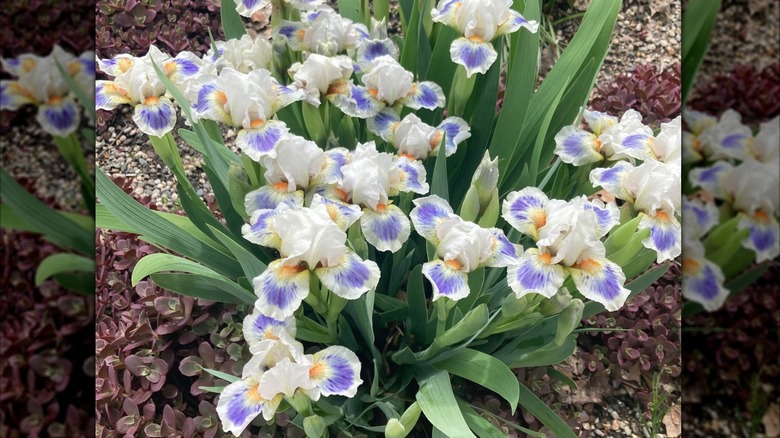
[{"left": 1, "top": 116, "right": 93, "bottom": 212}]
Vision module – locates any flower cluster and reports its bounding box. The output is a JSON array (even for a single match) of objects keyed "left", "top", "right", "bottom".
[
  {"left": 502, "top": 188, "right": 629, "bottom": 311},
  {"left": 1, "top": 45, "right": 94, "bottom": 136},
  {"left": 216, "top": 310, "right": 361, "bottom": 436},
  {"left": 556, "top": 109, "right": 683, "bottom": 264},
  {"left": 681, "top": 109, "right": 779, "bottom": 311}
]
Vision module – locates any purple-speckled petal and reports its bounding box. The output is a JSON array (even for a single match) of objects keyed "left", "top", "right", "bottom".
[
  {"left": 423, "top": 259, "right": 470, "bottom": 301},
  {"left": 393, "top": 156, "right": 429, "bottom": 195},
  {"left": 639, "top": 211, "right": 682, "bottom": 263},
  {"left": 132, "top": 97, "right": 176, "bottom": 138},
  {"left": 584, "top": 199, "right": 620, "bottom": 238},
  {"left": 739, "top": 212, "right": 780, "bottom": 263},
  {"left": 309, "top": 346, "right": 363, "bottom": 397},
  {"left": 403, "top": 81, "right": 445, "bottom": 110},
  {"left": 310, "top": 194, "right": 363, "bottom": 231},
  {"left": 435, "top": 116, "right": 471, "bottom": 157},
  {"left": 237, "top": 120, "right": 289, "bottom": 161},
  {"left": 449, "top": 37, "right": 498, "bottom": 77},
  {"left": 315, "top": 250, "right": 380, "bottom": 299},
  {"left": 366, "top": 107, "right": 400, "bottom": 142},
  {"left": 501, "top": 187, "right": 549, "bottom": 240},
  {"left": 360, "top": 204, "right": 411, "bottom": 252},
  {"left": 507, "top": 248, "right": 566, "bottom": 299},
  {"left": 410, "top": 195, "right": 455, "bottom": 244},
  {"left": 554, "top": 126, "right": 603, "bottom": 166},
  {"left": 215, "top": 375, "right": 266, "bottom": 437},
  {"left": 252, "top": 260, "right": 310, "bottom": 320},
  {"left": 568, "top": 258, "right": 630, "bottom": 312},
  {"left": 37, "top": 99, "right": 80, "bottom": 137},
  {"left": 485, "top": 228, "right": 521, "bottom": 267},
  {"left": 244, "top": 185, "right": 304, "bottom": 215}
]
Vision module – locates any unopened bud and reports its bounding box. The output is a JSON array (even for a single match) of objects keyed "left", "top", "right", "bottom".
[
  {"left": 555, "top": 298, "right": 584, "bottom": 346},
  {"left": 540, "top": 288, "right": 572, "bottom": 316}
]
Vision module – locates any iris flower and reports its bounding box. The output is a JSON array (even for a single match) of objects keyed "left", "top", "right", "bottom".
[
  {"left": 590, "top": 159, "right": 682, "bottom": 262},
  {"left": 327, "top": 141, "right": 429, "bottom": 252},
  {"left": 206, "top": 34, "right": 273, "bottom": 74},
  {"left": 242, "top": 196, "right": 380, "bottom": 319},
  {"left": 289, "top": 54, "right": 354, "bottom": 106},
  {"left": 1, "top": 45, "right": 94, "bottom": 136},
  {"left": 217, "top": 313, "right": 361, "bottom": 435},
  {"left": 689, "top": 159, "right": 780, "bottom": 262},
  {"left": 367, "top": 109, "right": 471, "bottom": 160},
  {"left": 554, "top": 109, "right": 658, "bottom": 166},
  {"left": 190, "top": 67, "right": 306, "bottom": 160},
  {"left": 430, "top": 0, "right": 538, "bottom": 77},
  {"left": 502, "top": 188, "right": 630, "bottom": 311},
  {"left": 411, "top": 195, "right": 520, "bottom": 301},
  {"left": 276, "top": 7, "right": 366, "bottom": 56},
  {"left": 330, "top": 55, "right": 445, "bottom": 118},
  {"left": 96, "top": 45, "right": 207, "bottom": 137}
]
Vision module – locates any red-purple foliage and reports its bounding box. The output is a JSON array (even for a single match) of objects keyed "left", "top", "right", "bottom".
[
  {"left": 590, "top": 63, "right": 682, "bottom": 128},
  {"left": 1, "top": 219, "right": 94, "bottom": 437},
  {"left": 0, "top": 0, "right": 94, "bottom": 58},
  {"left": 688, "top": 62, "right": 780, "bottom": 125}
]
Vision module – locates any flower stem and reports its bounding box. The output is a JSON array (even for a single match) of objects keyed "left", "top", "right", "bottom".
[
  {"left": 53, "top": 133, "right": 94, "bottom": 213},
  {"left": 435, "top": 299, "right": 448, "bottom": 337}
]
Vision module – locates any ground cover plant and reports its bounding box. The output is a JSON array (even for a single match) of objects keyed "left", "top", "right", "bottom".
[{"left": 95, "top": 0, "right": 680, "bottom": 436}]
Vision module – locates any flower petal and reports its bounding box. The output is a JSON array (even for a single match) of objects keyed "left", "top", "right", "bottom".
[
  {"left": 423, "top": 259, "right": 470, "bottom": 301},
  {"left": 329, "top": 83, "right": 383, "bottom": 118},
  {"left": 449, "top": 37, "right": 498, "bottom": 77},
  {"left": 252, "top": 260, "right": 310, "bottom": 320},
  {"left": 639, "top": 211, "right": 682, "bottom": 263},
  {"left": 0, "top": 81, "right": 35, "bottom": 110},
  {"left": 243, "top": 310, "right": 297, "bottom": 351},
  {"left": 237, "top": 120, "right": 289, "bottom": 161},
  {"left": 360, "top": 204, "right": 411, "bottom": 252},
  {"left": 584, "top": 199, "right": 620, "bottom": 238},
  {"left": 366, "top": 107, "right": 400, "bottom": 142},
  {"left": 554, "top": 126, "right": 604, "bottom": 165},
  {"left": 403, "top": 81, "right": 445, "bottom": 110},
  {"left": 357, "top": 39, "right": 399, "bottom": 71},
  {"left": 583, "top": 110, "right": 618, "bottom": 136},
  {"left": 36, "top": 99, "right": 80, "bottom": 137},
  {"left": 315, "top": 250, "right": 380, "bottom": 299},
  {"left": 393, "top": 156, "right": 429, "bottom": 195},
  {"left": 310, "top": 194, "right": 363, "bottom": 231},
  {"left": 501, "top": 187, "right": 549, "bottom": 240},
  {"left": 435, "top": 116, "right": 471, "bottom": 157},
  {"left": 234, "top": 0, "right": 271, "bottom": 18},
  {"left": 682, "top": 198, "right": 720, "bottom": 240},
  {"left": 258, "top": 358, "right": 319, "bottom": 400},
  {"left": 738, "top": 212, "right": 780, "bottom": 263},
  {"left": 507, "top": 248, "right": 566, "bottom": 299},
  {"left": 485, "top": 228, "right": 521, "bottom": 267},
  {"left": 688, "top": 161, "right": 733, "bottom": 198},
  {"left": 611, "top": 131, "right": 655, "bottom": 161},
  {"left": 589, "top": 161, "right": 635, "bottom": 202},
  {"left": 682, "top": 241, "right": 729, "bottom": 312},
  {"left": 95, "top": 80, "right": 132, "bottom": 110},
  {"left": 498, "top": 9, "right": 539, "bottom": 35},
  {"left": 410, "top": 195, "right": 455, "bottom": 244},
  {"left": 275, "top": 21, "right": 307, "bottom": 51},
  {"left": 245, "top": 185, "right": 304, "bottom": 215},
  {"left": 242, "top": 207, "right": 284, "bottom": 249},
  {"left": 132, "top": 97, "right": 176, "bottom": 138},
  {"left": 309, "top": 346, "right": 363, "bottom": 397},
  {"left": 216, "top": 376, "right": 267, "bottom": 437},
  {"left": 568, "top": 258, "right": 630, "bottom": 312},
  {"left": 430, "top": 0, "right": 461, "bottom": 27}
]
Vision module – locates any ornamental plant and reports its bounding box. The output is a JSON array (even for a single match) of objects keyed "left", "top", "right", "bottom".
[
  {"left": 0, "top": 45, "right": 96, "bottom": 295},
  {"left": 95, "top": 0, "right": 674, "bottom": 436}
]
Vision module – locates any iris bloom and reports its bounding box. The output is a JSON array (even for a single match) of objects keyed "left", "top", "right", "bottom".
[
  {"left": 235, "top": 0, "right": 325, "bottom": 18},
  {"left": 681, "top": 236, "right": 729, "bottom": 312},
  {"left": 206, "top": 34, "right": 273, "bottom": 73},
  {"left": 1, "top": 46, "right": 94, "bottom": 136},
  {"left": 217, "top": 313, "right": 361, "bottom": 435},
  {"left": 96, "top": 45, "right": 207, "bottom": 137},
  {"left": 244, "top": 134, "right": 327, "bottom": 213},
  {"left": 242, "top": 196, "right": 380, "bottom": 319},
  {"left": 681, "top": 109, "right": 717, "bottom": 163},
  {"left": 695, "top": 109, "right": 755, "bottom": 162},
  {"left": 689, "top": 160, "right": 780, "bottom": 262},
  {"left": 410, "top": 195, "right": 520, "bottom": 301},
  {"left": 554, "top": 109, "right": 656, "bottom": 166},
  {"left": 190, "top": 67, "right": 306, "bottom": 160},
  {"left": 289, "top": 54, "right": 354, "bottom": 106},
  {"left": 590, "top": 159, "right": 682, "bottom": 262},
  {"left": 354, "top": 18, "right": 400, "bottom": 73},
  {"left": 276, "top": 7, "right": 365, "bottom": 56},
  {"left": 330, "top": 55, "right": 445, "bottom": 118},
  {"left": 367, "top": 109, "right": 471, "bottom": 159},
  {"left": 327, "top": 142, "right": 428, "bottom": 252},
  {"left": 430, "top": 0, "right": 538, "bottom": 77},
  {"left": 502, "top": 188, "right": 629, "bottom": 311}
]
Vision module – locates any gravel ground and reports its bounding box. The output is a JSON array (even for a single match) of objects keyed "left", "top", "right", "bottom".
[
  {"left": 692, "top": 0, "right": 780, "bottom": 88},
  {"left": 1, "top": 109, "right": 94, "bottom": 212}
]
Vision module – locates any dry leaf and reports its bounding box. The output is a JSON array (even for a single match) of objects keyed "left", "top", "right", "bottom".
[
  {"left": 663, "top": 404, "right": 681, "bottom": 438},
  {"left": 763, "top": 404, "right": 780, "bottom": 438}
]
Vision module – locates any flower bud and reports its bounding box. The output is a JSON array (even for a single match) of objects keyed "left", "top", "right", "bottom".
[
  {"left": 460, "top": 151, "right": 499, "bottom": 224},
  {"left": 554, "top": 298, "right": 584, "bottom": 346},
  {"left": 228, "top": 163, "right": 252, "bottom": 219},
  {"left": 385, "top": 419, "right": 408, "bottom": 438},
  {"left": 385, "top": 401, "right": 422, "bottom": 437},
  {"left": 540, "top": 288, "right": 572, "bottom": 316},
  {"left": 608, "top": 227, "right": 651, "bottom": 267}
]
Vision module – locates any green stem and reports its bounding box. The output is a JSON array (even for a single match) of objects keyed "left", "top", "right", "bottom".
[
  {"left": 435, "top": 299, "right": 448, "bottom": 337},
  {"left": 447, "top": 66, "right": 477, "bottom": 117},
  {"left": 53, "top": 133, "right": 94, "bottom": 214}
]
